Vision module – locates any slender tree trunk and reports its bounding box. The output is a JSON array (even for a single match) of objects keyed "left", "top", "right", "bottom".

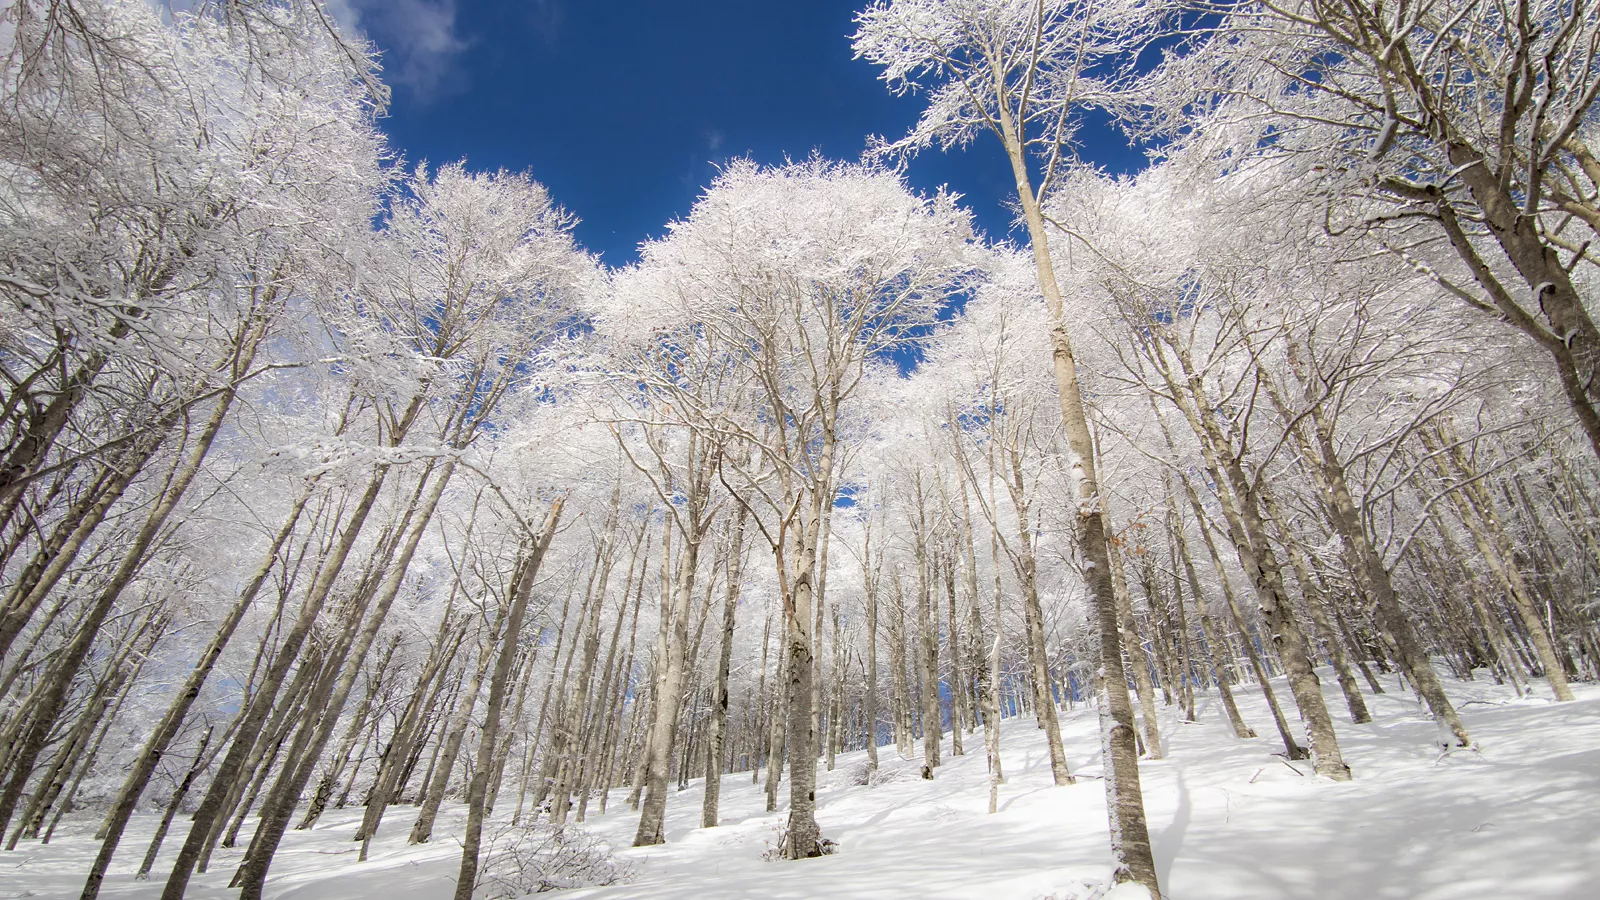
[
  {"left": 134, "top": 728, "right": 213, "bottom": 881},
  {"left": 159, "top": 437, "right": 410, "bottom": 900},
  {"left": 702, "top": 506, "right": 746, "bottom": 828},
  {"left": 1160, "top": 531, "right": 1198, "bottom": 721},
  {"left": 1259, "top": 490, "right": 1370, "bottom": 725},
  {"left": 596, "top": 562, "right": 646, "bottom": 819},
  {"left": 1427, "top": 426, "right": 1574, "bottom": 702},
  {"left": 454, "top": 499, "right": 564, "bottom": 900},
  {"left": 910, "top": 487, "right": 943, "bottom": 774},
  {"left": 1, "top": 383, "right": 238, "bottom": 841},
  {"left": 764, "top": 632, "right": 787, "bottom": 813},
  {"left": 1160, "top": 347, "right": 1348, "bottom": 780},
  {"left": 634, "top": 517, "right": 709, "bottom": 846},
  {"left": 233, "top": 456, "right": 459, "bottom": 898},
  {"left": 1170, "top": 508, "right": 1254, "bottom": 739},
  {"left": 552, "top": 513, "right": 621, "bottom": 827},
  {"left": 975, "top": 507, "right": 1005, "bottom": 813},
  {"left": 12, "top": 662, "right": 130, "bottom": 847},
  {"left": 43, "top": 656, "right": 151, "bottom": 844},
  {"left": 1018, "top": 535, "right": 1072, "bottom": 782},
  {"left": 353, "top": 633, "right": 454, "bottom": 850},
  {"left": 862, "top": 525, "right": 881, "bottom": 772},
  {"left": 887, "top": 573, "right": 912, "bottom": 757},
  {"left": 811, "top": 502, "right": 833, "bottom": 769},
  {"left": 409, "top": 630, "right": 494, "bottom": 843},
  {"left": 1278, "top": 342, "right": 1468, "bottom": 740},
  {"left": 942, "top": 546, "right": 966, "bottom": 756},
  {"left": 578, "top": 529, "right": 648, "bottom": 823},
  {"left": 0, "top": 466, "right": 131, "bottom": 662},
  {"left": 1110, "top": 541, "right": 1163, "bottom": 759}
]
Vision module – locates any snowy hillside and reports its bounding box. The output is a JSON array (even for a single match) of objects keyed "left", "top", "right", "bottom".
[
  {"left": 8, "top": 5, "right": 1600, "bottom": 900},
  {"left": 7, "top": 670, "right": 1595, "bottom": 900}
]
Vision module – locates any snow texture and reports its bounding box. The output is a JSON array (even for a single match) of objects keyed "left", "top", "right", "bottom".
[{"left": 3, "top": 670, "right": 1595, "bottom": 900}]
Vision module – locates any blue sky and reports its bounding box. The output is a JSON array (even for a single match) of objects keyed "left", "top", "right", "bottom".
[{"left": 344, "top": 0, "right": 1146, "bottom": 266}]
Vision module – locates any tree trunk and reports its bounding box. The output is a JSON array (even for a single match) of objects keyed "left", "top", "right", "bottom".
[
  {"left": 702, "top": 506, "right": 746, "bottom": 828},
  {"left": 887, "top": 572, "right": 912, "bottom": 757},
  {"left": 910, "top": 487, "right": 943, "bottom": 773},
  {"left": 1002, "top": 447, "right": 1073, "bottom": 784},
  {"left": 134, "top": 728, "right": 213, "bottom": 881},
  {"left": 409, "top": 630, "right": 494, "bottom": 843},
  {"left": 1170, "top": 507, "right": 1254, "bottom": 740},
  {"left": 2, "top": 383, "right": 235, "bottom": 842},
  {"left": 233, "top": 459, "right": 461, "bottom": 900},
  {"left": 993, "top": 88, "right": 1156, "bottom": 889},
  {"left": 1259, "top": 489, "right": 1371, "bottom": 725},
  {"left": 453, "top": 499, "right": 564, "bottom": 900},
  {"left": 1427, "top": 425, "right": 1574, "bottom": 702},
  {"left": 158, "top": 434, "right": 410, "bottom": 900},
  {"left": 1281, "top": 340, "right": 1469, "bottom": 741},
  {"left": 633, "top": 518, "right": 708, "bottom": 846},
  {"left": 862, "top": 524, "right": 881, "bottom": 772},
  {"left": 1110, "top": 541, "right": 1164, "bottom": 759},
  {"left": 763, "top": 642, "right": 786, "bottom": 813},
  {"left": 942, "top": 546, "right": 966, "bottom": 755},
  {"left": 1162, "top": 347, "right": 1348, "bottom": 780}
]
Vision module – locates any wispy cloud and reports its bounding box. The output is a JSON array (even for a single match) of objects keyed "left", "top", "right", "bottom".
[
  {"left": 329, "top": 0, "right": 470, "bottom": 101},
  {"left": 525, "top": 0, "right": 565, "bottom": 47}
]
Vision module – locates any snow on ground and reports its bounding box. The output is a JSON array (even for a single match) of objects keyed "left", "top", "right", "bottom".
[{"left": 5, "top": 669, "right": 1598, "bottom": 900}]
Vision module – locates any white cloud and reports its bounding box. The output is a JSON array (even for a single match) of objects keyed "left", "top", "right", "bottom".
[{"left": 329, "top": 0, "right": 469, "bottom": 100}]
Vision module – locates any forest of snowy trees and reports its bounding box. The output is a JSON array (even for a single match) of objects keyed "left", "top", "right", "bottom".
[{"left": 3, "top": 2, "right": 1599, "bottom": 899}]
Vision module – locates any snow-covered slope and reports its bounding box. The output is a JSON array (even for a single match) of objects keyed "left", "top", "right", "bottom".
[{"left": 7, "top": 672, "right": 1598, "bottom": 900}]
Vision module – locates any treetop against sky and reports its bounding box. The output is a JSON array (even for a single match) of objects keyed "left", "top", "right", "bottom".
[{"left": 344, "top": 0, "right": 1147, "bottom": 266}]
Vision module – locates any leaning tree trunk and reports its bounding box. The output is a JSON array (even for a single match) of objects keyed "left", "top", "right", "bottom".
[
  {"left": 577, "top": 529, "right": 649, "bottom": 823},
  {"left": 454, "top": 499, "right": 564, "bottom": 900},
  {"left": 12, "top": 656, "right": 132, "bottom": 847},
  {"left": 551, "top": 524, "right": 619, "bottom": 827},
  {"left": 1170, "top": 509, "right": 1254, "bottom": 739},
  {"left": 1, "top": 380, "right": 239, "bottom": 843},
  {"left": 1163, "top": 347, "right": 1349, "bottom": 781},
  {"left": 1279, "top": 342, "right": 1470, "bottom": 740},
  {"left": 589, "top": 560, "right": 646, "bottom": 820},
  {"left": 233, "top": 459, "right": 461, "bottom": 900},
  {"left": 354, "top": 631, "right": 456, "bottom": 852},
  {"left": 996, "top": 87, "right": 1160, "bottom": 891},
  {"left": 1110, "top": 542, "right": 1164, "bottom": 759},
  {"left": 159, "top": 399, "right": 418, "bottom": 900},
  {"left": 991, "top": 441, "right": 1075, "bottom": 785},
  {"left": 1263, "top": 498, "right": 1371, "bottom": 725},
  {"left": 84, "top": 470, "right": 318, "bottom": 897},
  {"left": 1426, "top": 425, "right": 1574, "bottom": 703},
  {"left": 410, "top": 632, "right": 494, "bottom": 844},
  {"left": 134, "top": 727, "right": 213, "bottom": 881}
]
